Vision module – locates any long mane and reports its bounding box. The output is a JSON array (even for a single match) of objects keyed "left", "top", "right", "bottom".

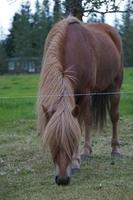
[{"left": 37, "top": 17, "right": 81, "bottom": 159}]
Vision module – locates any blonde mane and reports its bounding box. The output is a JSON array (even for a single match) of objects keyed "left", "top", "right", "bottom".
[{"left": 37, "top": 17, "right": 81, "bottom": 159}]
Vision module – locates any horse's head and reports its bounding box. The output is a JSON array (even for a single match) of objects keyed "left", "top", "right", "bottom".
[
  {"left": 42, "top": 104, "right": 81, "bottom": 186},
  {"left": 54, "top": 148, "right": 71, "bottom": 185}
]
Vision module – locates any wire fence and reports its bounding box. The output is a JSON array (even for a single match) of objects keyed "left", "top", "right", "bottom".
[
  {"left": 0, "top": 89, "right": 132, "bottom": 123},
  {"left": 0, "top": 91, "right": 133, "bottom": 100}
]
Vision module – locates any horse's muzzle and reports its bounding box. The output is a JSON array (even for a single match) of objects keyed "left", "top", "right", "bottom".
[{"left": 55, "top": 176, "right": 70, "bottom": 186}]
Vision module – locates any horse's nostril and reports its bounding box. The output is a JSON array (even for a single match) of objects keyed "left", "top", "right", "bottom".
[
  {"left": 55, "top": 176, "right": 60, "bottom": 185},
  {"left": 55, "top": 176, "right": 70, "bottom": 186}
]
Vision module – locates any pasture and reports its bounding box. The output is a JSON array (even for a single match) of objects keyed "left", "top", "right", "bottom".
[{"left": 0, "top": 68, "right": 133, "bottom": 200}]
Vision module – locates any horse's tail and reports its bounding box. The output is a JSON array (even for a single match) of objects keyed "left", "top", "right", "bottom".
[{"left": 92, "top": 92, "right": 111, "bottom": 129}]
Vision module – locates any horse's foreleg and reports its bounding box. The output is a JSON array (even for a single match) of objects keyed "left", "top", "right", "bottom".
[
  {"left": 71, "top": 146, "right": 80, "bottom": 175},
  {"left": 110, "top": 93, "right": 121, "bottom": 156},
  {"left": 81, "top": 96, "right": 92, "bottom": 161},
  {"left": 81, "top": 122, "right": 92, "bottom": 161}
]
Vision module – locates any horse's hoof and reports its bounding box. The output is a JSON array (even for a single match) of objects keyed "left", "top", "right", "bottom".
[
  {"left": 71, "top": 167, "right": 80, "bottom": 176},
  {"left": 111, "top": 151, "right": 122, "bottom": 158},
  {"left": 80, "top": 154, "right": 92, "bottom": 161}
]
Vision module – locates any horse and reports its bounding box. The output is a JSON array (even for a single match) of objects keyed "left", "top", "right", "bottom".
[{"left": 37, "top": 17, "right": 123, "bottom": 186}]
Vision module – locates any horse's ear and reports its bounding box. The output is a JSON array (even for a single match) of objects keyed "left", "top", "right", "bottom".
[
  {"left": 42, "top": 105, "right": 49, "bottom": 120},
  {"left": 72, "top": 105, "right": 80, "bottom": 117}
]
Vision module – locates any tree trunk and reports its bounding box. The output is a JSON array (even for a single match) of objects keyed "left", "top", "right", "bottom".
[{"left": 65, "top": 0, "right": 84, "bottom": 21}]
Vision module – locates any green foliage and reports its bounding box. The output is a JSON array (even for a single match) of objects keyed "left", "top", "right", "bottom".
[
  {"left": 30, "top": 0, "right": 42, "bottom": 56},
  {"left": 43, "top": 0, "right": 50, "bottom": 17},
  {"left": 31, "top": 0, "right": 52, "bottom": 56},
  {"left": 53, "top": 0, "right": 63, "bottom": 23},
  {"left": 119, "top": 8, "right": 133, "bottom": 67},
  {"left": 6, "top": 2, "right": 33, "bottom": 58},
  {"left": 13, "top": 3, "right": 32, "bottom": 57},
  {"left": 5, "top": 0, "right": 53, "bottom": 60},
  {"left": 0, "top": 41, "right": 8, "bottom": 74}
]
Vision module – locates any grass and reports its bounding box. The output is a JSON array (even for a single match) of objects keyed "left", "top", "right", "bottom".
[
  {"left": 0, "top": 74, "right": 38, "bottom": 123},
  {"left": 120, "top": 68, "right": 133, "bottom": 118},
  {"left": 0, "top": 68, "right": 133, "bottom": 200}
]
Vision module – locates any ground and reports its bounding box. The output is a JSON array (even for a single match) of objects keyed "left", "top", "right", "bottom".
[{"left": 0, "top": 68, "right": 133, "bottom": 200}]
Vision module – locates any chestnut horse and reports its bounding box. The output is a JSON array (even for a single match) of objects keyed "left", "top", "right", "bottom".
[{"left": 37, "top": 17, "right": 123, "bottom": 185}]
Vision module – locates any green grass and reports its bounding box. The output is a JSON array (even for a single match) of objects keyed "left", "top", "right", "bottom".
[
  {"left": 0, "top": 74, "right": 38, "bottom": 97},
  {"left": 0, "top": 69, "right": 133, "bottom": 200},
  {"left": 0, "top": 74, "right": 39, "bottom": 123},
  {"left": 121, "top": 68, "right": 133, "bottom": 118}
]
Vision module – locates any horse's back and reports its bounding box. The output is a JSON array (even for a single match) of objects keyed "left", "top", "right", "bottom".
[
  {"left": 65, "top": 21, "right": 123, "bottom": 91},
  {"left": 84, "top": 23, "right": 122, "bottom": 54},
  {"left": 84, "top": 23, "right": 123, "bottom": 89},
  {"left": 65, "top": 21, "right": 96, "bottom": 90}
]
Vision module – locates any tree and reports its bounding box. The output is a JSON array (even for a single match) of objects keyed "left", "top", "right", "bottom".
[
  {"left": 64, "top": 0, "right": 83, "bottom": 20},
  {"left": 53, "top": 0, "right": 62, "bottom": 23},
  {"left": 5, "top": 0, "right": 53, "bottom": 60},
  {"left": 30, "top": 0, "right": 43, "bottom": 56},
  {"left": 5, "top": 27, "right": 14, "bottom": 57},
  {"left": 119, "top": 0, "right": 133, "bottom": 67},
  {"left": 13, "top": 1, "right": 33, "bottom": 57},
  {"left": 7, "top": 1, "right": 33, "bottom": 58},
  {"left": 63, "top": 0, "right": 133, "bottom": 21},
  {"left": 0, "top": 41, "right": 8, "bottom": 74},
  {"left": 38, "top": 0, "right": 53, "bottom": 53},
  {"left": 43, "top": 0, "right": 52, "bottom": 29},
  {"left": 43, "top": 0, "right": 50, "bottom": 17}
]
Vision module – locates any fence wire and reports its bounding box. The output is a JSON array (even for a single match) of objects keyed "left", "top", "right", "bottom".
[{"left": 0, "top": 91, "right": 133, "bottom": 100}]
